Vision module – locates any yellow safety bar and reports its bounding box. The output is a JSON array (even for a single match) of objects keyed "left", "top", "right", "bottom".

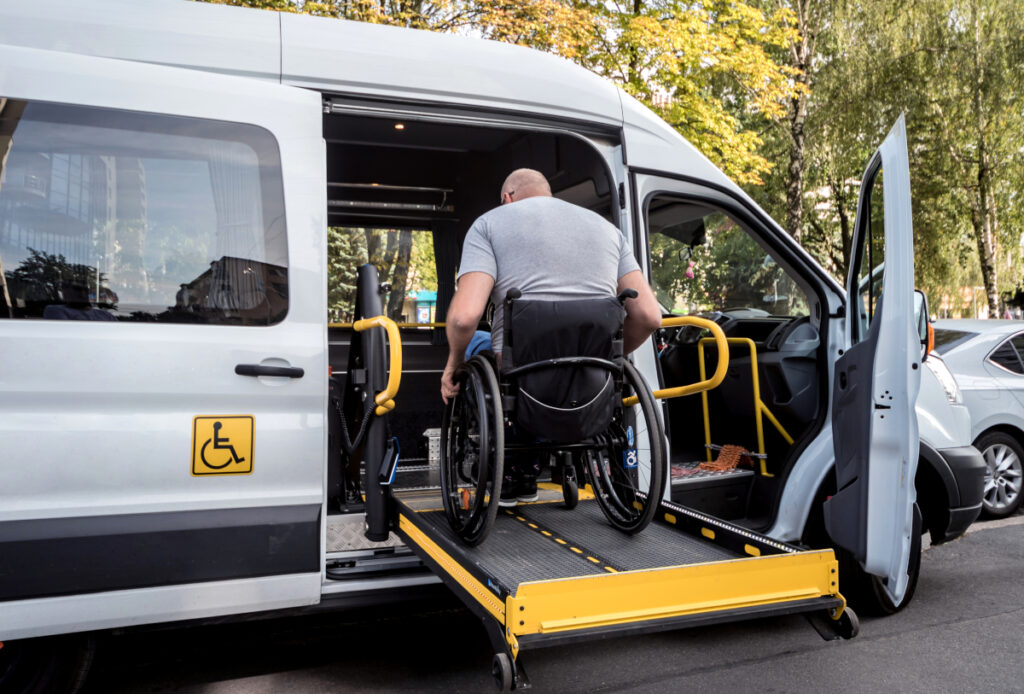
[
  {"left": 623, "top": 316, "right": 729, "bottom": 407},
  {"left": 697, "top": 337, "right": 794, "bottom": 476},
  {"left": 352, "top": 315, "right": 403, "bottom": 416},
  {"left": 330, "top": 322, "right": 446, "bottom": 329}
]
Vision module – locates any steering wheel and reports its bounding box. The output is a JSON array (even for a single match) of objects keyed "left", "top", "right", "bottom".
[{"left": 765, "top": 315, "right": 812, "bottom": 351}]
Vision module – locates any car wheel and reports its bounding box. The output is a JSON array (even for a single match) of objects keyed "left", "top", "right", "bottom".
[
  {"left": 837, "top": 503, "right": 922, "bottom": 616},
  {"left": 0, "top": 634, "right": 95, "bottom": 694},
  {"left": 976, "top": 431, "right": 1024, "bottom": 519}
]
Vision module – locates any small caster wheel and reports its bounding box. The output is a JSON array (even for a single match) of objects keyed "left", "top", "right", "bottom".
[
  {"left": 492, "top": 652, "right": 513, "bottom": 691},
  {"left": 835, "top": 606, "right": 859, "bottom": 639},
  {"left": 562, "top": 476, "right": 579, "bottom": 509}
]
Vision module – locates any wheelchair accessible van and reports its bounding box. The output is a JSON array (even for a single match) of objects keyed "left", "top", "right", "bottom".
[{"left": 340, "top": 265, "right": 858, "bottom": 691}]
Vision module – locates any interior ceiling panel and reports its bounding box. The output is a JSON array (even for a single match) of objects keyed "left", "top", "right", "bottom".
[{"left": 324, "top": 115, "right": 519, "bottom": 153}]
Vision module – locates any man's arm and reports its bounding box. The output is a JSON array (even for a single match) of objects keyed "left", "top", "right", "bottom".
[
  {"left": 441, "top": 271, "right": 494, "bottom": 403},
  {"left": 617, "top": 269, "right": 662, "bottom": 355}
]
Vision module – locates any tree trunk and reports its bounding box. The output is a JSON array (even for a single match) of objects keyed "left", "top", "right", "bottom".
[
  {"left": 784, "top": 0, "right": 814, "bottom": 241},
  {"left": 837, "top": 190, "right": 852, "bottom": 275},
  {"left": 971, "top": 1, "right": 999, "bottom": 316},
  {"left": 786, "top": 100, "right": 807, "bottom": 241},
  {"left": 386, "top": 230, "right": 413, "bottom": 320},
  {"left": 365, "top": 228, "right": 383, "bottom": 271}
]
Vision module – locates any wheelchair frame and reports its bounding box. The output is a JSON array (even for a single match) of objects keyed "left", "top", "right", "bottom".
[{"left": 440, "top": 289, "right": 667, "bottom": 546}]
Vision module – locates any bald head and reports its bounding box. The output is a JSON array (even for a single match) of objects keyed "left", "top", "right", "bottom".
[{"left": 500, "top": 168, "right": 551, "bottom": 205}]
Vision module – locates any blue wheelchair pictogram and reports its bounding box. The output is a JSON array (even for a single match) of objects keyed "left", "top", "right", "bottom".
[{"left": 623, "top": 448, "right": 638, "bottom": 469}]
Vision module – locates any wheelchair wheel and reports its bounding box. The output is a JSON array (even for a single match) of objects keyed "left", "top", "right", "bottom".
[
  {"left": 585, "top": 360, "right": 666, "bottom": 533},
  {"left": 440, "top": 355, "right": 504, "bottom": 546}
]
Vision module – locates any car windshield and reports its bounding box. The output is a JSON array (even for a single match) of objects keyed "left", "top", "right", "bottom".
[{"left": 933, "top": 328, "right": 979, "bottom": 355}]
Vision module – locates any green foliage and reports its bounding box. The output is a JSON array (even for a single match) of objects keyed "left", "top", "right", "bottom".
[
  {"left": 649, "top": 211, "right": 808, "bottom": 315},
  {"left": 327, "top": 227, "right": 436, "bottom": 322},
  {"left": 752, "top": 0, "right": 1024, "bottom": 317},
  {"left": 327, "top": 226, "right": 366, "bottom": 322}
]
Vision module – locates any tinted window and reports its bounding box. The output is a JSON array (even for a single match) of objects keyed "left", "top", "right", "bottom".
[
  {"left": 0, "top": 99, "right": 287, "bottom": 325},
  {"left": 989, "top": 339, "right": 1024, "bottom": 374},
  {"left": 646, "top": 197, "right": 808, "bottom": 317},
  {"left": 933, "top": 328, "right": 979, "bottom": 355},
  {"left": 1012, "top": 335, "right": 1024, "bottom": 359}
]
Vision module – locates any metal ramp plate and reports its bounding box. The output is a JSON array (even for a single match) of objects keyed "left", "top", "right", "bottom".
[{"left": 393, "top": 488, "right": 846, "bottom": 657}]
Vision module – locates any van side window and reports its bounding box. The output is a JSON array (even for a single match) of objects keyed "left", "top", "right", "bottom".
[
  {"left": 646, "top": 197, "right": 809, "bottom": 318},
  {"left": 0, "top": 99, "right": 287, "bottom": 325},
  {"left": 327, "top": 227, "right": 436, "bottom": 324},
  {"left": 852, "top": 167, "right": 885, "bottom": 343}
]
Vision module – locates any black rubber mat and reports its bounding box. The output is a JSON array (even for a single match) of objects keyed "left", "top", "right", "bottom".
[
  {"left": 522, "top": 501, "right": 736, "bottom": 570},
  {"left": 417, "top": 508, "right": 609, "bottom": 589},
  {"left": 403, "top": 496, "right": 739, "bottom": 596}
]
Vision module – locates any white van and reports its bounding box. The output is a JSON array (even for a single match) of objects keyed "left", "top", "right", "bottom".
[{"left": 0, "top": 0, "right": 983, "bottom": 689}]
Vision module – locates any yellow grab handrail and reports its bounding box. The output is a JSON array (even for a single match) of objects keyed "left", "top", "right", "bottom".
[
  {"left": 330, "top": 322, "right": 446, "bottom": 329},
  {"left": 697, "top": 337, "right": 794, "bottom": 476},
  {"left": 623, "top": 316, "right": 729, "bottom": 406},
  {"left": 352, "top": 315, "right": 403, "bottom": 416}
]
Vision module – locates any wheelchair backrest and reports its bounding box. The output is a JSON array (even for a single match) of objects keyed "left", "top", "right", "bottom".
[{"left": 501, "top": 293, "right": 625, "bottom": 442}]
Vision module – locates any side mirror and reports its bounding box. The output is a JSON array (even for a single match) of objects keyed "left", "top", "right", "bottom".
[{"left": 914, "top": 289, "right": 934, "bottom": 362}]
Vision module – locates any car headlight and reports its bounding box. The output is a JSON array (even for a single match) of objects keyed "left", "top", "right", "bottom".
[{"left": 925, "top": 355, "right": 963, "bottom": 404}]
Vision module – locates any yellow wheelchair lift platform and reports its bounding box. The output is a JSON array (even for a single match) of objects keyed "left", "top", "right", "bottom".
[{"left": 393, "top": 486, "right": 857, "bottom": 690}]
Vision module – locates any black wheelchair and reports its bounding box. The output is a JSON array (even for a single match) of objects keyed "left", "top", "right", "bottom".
[{"left": 440, "top": 288, "right": 667, "bottom": 546}]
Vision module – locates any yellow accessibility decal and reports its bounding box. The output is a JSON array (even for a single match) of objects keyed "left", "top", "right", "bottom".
[{"left": 192, "top": 415, "right": 254, "bottom": 476}]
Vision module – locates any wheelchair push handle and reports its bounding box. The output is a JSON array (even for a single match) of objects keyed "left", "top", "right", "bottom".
[
  {"left": 352, "top": 314, "right": 403, "bottom": 415},
  {"left": 617, "top": 288, "right": 638, "bottom": 304}
]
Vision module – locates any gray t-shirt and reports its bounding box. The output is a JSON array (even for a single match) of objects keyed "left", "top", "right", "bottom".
[{"left": 456, "top": 196, "right": 640, "bottom": 352}]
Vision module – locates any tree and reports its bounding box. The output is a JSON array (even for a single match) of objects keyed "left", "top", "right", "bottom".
[
  {"left": 327, "top": 226, "right": 367, "bottom": 321},
  {"left": 576, "top": 0, "right": 803, "bottom": 185},
  {"left": 915, "top": 0, "right": 1024, "bottom": 315}
]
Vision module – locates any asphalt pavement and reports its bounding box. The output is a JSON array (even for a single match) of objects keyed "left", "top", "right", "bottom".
[{"left": 90, "top": 514, "right": 1024, "bottom": 693}]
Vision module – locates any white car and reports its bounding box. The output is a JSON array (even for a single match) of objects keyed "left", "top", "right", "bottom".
[{"left": 933, "top": 320, "right": 1024, "bottom": 518}]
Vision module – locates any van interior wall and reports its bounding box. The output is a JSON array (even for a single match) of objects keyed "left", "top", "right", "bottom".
[{"left": 324, "top": 114, "right": 616, "bottom": 504}]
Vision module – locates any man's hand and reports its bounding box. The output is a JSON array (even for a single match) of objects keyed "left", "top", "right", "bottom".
[
  {"left": 441, "top": 361, "right": 461, "bottom": 404},
  {"left": 618, "top": 270, "right": 663, "bottom": 354},
  {"left": 441, "top": 271, "right": 494, "bottom": 403}
]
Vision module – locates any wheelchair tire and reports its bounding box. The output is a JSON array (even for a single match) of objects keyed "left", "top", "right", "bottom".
[
  {"left": 440, "top": 355, "right": 504, "bottom": 546},
  {"left": 585, "top": 360, "right": 666, "bottom": 534}
]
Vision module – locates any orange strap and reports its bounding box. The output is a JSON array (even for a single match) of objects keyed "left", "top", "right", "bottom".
[{"left": 699, "top": 444, "right": 752, "bottom": 472}]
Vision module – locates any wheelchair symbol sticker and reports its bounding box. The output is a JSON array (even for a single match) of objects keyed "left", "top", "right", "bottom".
[{"left": 192, "top": 415, "right": 254, "bottom": 476}]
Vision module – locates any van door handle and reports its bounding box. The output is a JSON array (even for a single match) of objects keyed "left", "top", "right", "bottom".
[{"left": 235, "top": 364, "right": 305, "bottom": 379}]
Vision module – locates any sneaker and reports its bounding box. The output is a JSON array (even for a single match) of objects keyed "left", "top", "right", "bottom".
[
  {"left": 515, "top": 478, "right": 539, "bottom": 503},
  {"left": 498, "top": 484, "right": 519, "bottom": 508}
]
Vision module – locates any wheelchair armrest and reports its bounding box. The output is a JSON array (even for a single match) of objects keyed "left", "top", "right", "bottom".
[{"left": 617, "top": 288, "right": 638, "bottom": 304}]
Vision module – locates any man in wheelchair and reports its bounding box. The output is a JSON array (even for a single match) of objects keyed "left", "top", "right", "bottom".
[{"left": 439, "top": 168, "right": 662, "bottom": 542}]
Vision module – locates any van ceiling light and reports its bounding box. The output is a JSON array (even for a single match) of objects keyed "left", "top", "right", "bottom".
[{"left": 394, "top": 123, "right": 405, "bottom": 130}]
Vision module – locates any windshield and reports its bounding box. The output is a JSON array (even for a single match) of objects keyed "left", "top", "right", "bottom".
[{"left": 646, "top": 197, "right": 808, "bottom": 317}]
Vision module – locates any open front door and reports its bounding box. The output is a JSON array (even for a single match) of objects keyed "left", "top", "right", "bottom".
[{"left": 826, "top": 115, "right": 921, "bottom": 605}]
